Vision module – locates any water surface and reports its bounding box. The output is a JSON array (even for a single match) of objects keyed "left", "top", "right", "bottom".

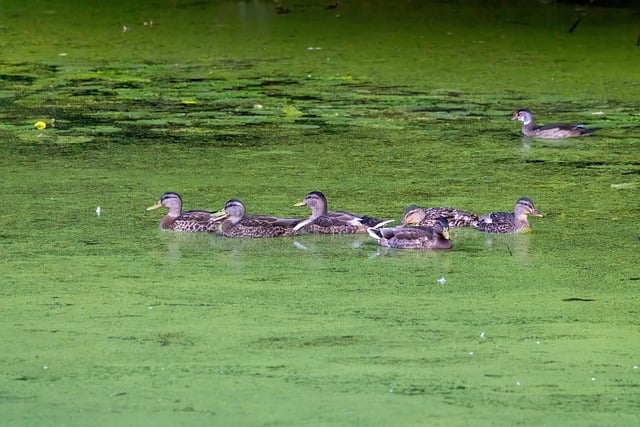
[{"left": 1, "top": 1, "right": 639, "bottom": 426}]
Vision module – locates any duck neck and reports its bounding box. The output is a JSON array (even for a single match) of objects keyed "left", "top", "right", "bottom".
[
  {"left": 218, "top": 219, "right": 236, "bottom": 234},
  {"left": 160, "top": 215, "right": 176, "bottom": 229},
  {"left": 159, "top": 206, "right": 182, "bottom": 229},
  {"left": 226, "top": 215, "right": 243, "bottom": 227},
  {"left": 437, "top": 236, "right": 452, "bottom": 249},
  {"left": 166, "top": 205, "right": 182, "bottom": 218},
  {"left": 310, "top": 203, "right": 328, "bottom": 219},
  {"left": 513, "top": 213, "right": 531, "bottom": 231},
  {"left": 520, "top": 120, "right": 536, "bottom": 136}
]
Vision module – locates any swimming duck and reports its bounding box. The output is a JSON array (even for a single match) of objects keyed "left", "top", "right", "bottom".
[
  {"left": 210, "top": 199, "right": 300, "bottom": 238},
  {"left": 293, "top": 191, "right": 389, "bottom": 234},
  {"left": 147, "top": 192, "right": 215, "bottom": 232},
  {"left": 511, "top": 109, "right": 599, "bottom": 139},
  {"left": 474, "top": 197, "right": 543, "bottom": 233},
  {"left": 400, "top": 205, "right": 478, "bottom": 228},
  {"left": 368, "top": 217, "right": 452, "bottom": 249}
]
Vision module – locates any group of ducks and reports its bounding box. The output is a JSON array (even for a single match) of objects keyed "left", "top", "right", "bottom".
[
  {"left": 147, "top": 110, "right": 600, "bottom": 249},
  {"left": 147, "top": 191, "right": 543, "bottom": 250}
]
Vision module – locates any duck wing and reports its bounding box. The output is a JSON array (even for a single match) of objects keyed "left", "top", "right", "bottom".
[
  {"left": 172, "top": 210, "right": 216, "bottom": 231},
  {"left": 240, "top": 215, "right": 300, "bottom": 228},
  {"left": 180, "top": 210, "right": 215, "bottom": 220},
  {"left": 423, "top": 207, "right": 478, "bottom": 227},
  {"left": 313, "top": 211, "right": 365, "bottom": 227},
  {"left": 380, "top": 226, "right": 435, "bottom": 241},
  {"left": 534, "top": 122, "right": 599, "bottom": 137}
]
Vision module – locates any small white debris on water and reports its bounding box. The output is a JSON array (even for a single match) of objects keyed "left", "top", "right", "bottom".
[
  {"left": 611, "top": 183, "right": 636, "bottom": 190},
  {"left": 591, "top": 377, "right": 596, "bottom": 381},
  {"left": 293, "top": 241, "right": 307, "bottom": 250},
  {"left": 516, "top": 381, "right": 521, "bottom": 386},
  {"left": 96, "top": 206, "right": 101, "bottom": 217},
  {"left": 591, "top": 111, "right": 604, "bottom": 115},
  {"left": 633, "top": 365, "right": 638, "bottom": 370},
  {"left": 468, "top": 352, "right": 474, "bottom": 356},
  {"left": 437, "top": 277, "right": 446, "bottom": 285},
  {"left": 59, "top": 53, "right": 67, "bottom": 56},
  {"left": 480, "top": 332, "right": 485, "bottom": 338},
  {"left": 536, "top": 341, "right": 541, "bottom": 345},
  {"left": 306, "top": 46, "right": 322, "bottom": 50},
  {"left": 43, "top": 365, "right": 48, "bottom": 370},
  {"left": 148, "top": 306, "right": 153, "bottom": 310}
]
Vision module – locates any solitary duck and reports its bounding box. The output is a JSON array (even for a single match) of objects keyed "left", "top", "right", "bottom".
[
  {"left": 368, "top": 217, "right": 452, "bottom": 249},
  {"left": 400, "top": 205, "right": 478, "bottom": 228},
  {"left": 474, "top": 197, "right": 543, "bottom": 233},
  {"left": 210, "top": 199, "right": 300, "bottom": 238},
  {"left": 511, "top": 109, "right": 599, "bottom": 139},
  {"left": 147, "top": 192, "right": 215, "bottom": 232},
  {"left": 293, "top": 191, "right": 389, "bottom": 234}
]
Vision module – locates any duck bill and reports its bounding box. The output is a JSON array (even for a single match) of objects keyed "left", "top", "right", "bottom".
[
  {"left": 442, "top": 229, "right": 451, "bottom": 240},
  {"left": 212, "top": 210, "right": 229, "bottom": 220},
  {"left": 510, "top": 113, "right": 519, "bottom": 121},
  {"left": 532, "top": 210, "right": 543, "bottom": 218},
  {"left": 293, "top": 201, "right": 307, "bottom": 207},
  {"left": 146, "top": 201, "right": 163, "bottom": 211}
]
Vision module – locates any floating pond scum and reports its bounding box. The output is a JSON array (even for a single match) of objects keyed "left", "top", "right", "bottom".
[{"left": 1, "top": 1, "right": 639, "bottom": 426}]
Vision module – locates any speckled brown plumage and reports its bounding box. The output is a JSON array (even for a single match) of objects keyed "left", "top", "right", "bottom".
[
  {"left": 147, "top": 192, "right": 214, "bottom": 232},
  {"left": 474, "top": 197, "right": 543, "bottom": 233},
  {"left": 293, "top": 191, "right": 389, "bottom": 234},
  {"left": 400, "top": 205, "right": 478, "bottom": 228},
  {"left": 210, "top": 199, "right": 300, "bottom": 238},
  {"left": 368, "top": 217, "right": 452, "bottom": 249}
]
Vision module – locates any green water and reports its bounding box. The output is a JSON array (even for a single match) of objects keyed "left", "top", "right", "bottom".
[{"left": 1, "top": 1, "right": 639, "bottom": 426}]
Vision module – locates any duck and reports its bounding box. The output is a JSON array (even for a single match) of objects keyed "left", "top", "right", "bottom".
[
  {"left": 511, "top": 109, "right": 599, "bottom": 139},
  {"left": 368, "top": 217, "right": 452, "bottom": 249},
  {"left": 147, "top": 192, "right": 215, "bottom": 232},
  {"left": 399, "top": 205, "right": 478, "bottom": 228},
  {"left": 210, "top": 199, "right": 301, "bottom": 238},
  {"left": 474, "top": 197, "right": 543, "bottom": 233},
  {"left": 293, "top": 191, "right": 390, "bottom": 234}
]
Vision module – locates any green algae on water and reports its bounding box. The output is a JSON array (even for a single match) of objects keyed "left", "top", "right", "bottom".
[{"left": 1, "top": 1, "right": 639, "bottom": 426}]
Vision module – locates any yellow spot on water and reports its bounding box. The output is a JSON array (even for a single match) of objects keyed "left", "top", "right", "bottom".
[{"left": 34, "top": 121, "right": 47, "bottom": 130}]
